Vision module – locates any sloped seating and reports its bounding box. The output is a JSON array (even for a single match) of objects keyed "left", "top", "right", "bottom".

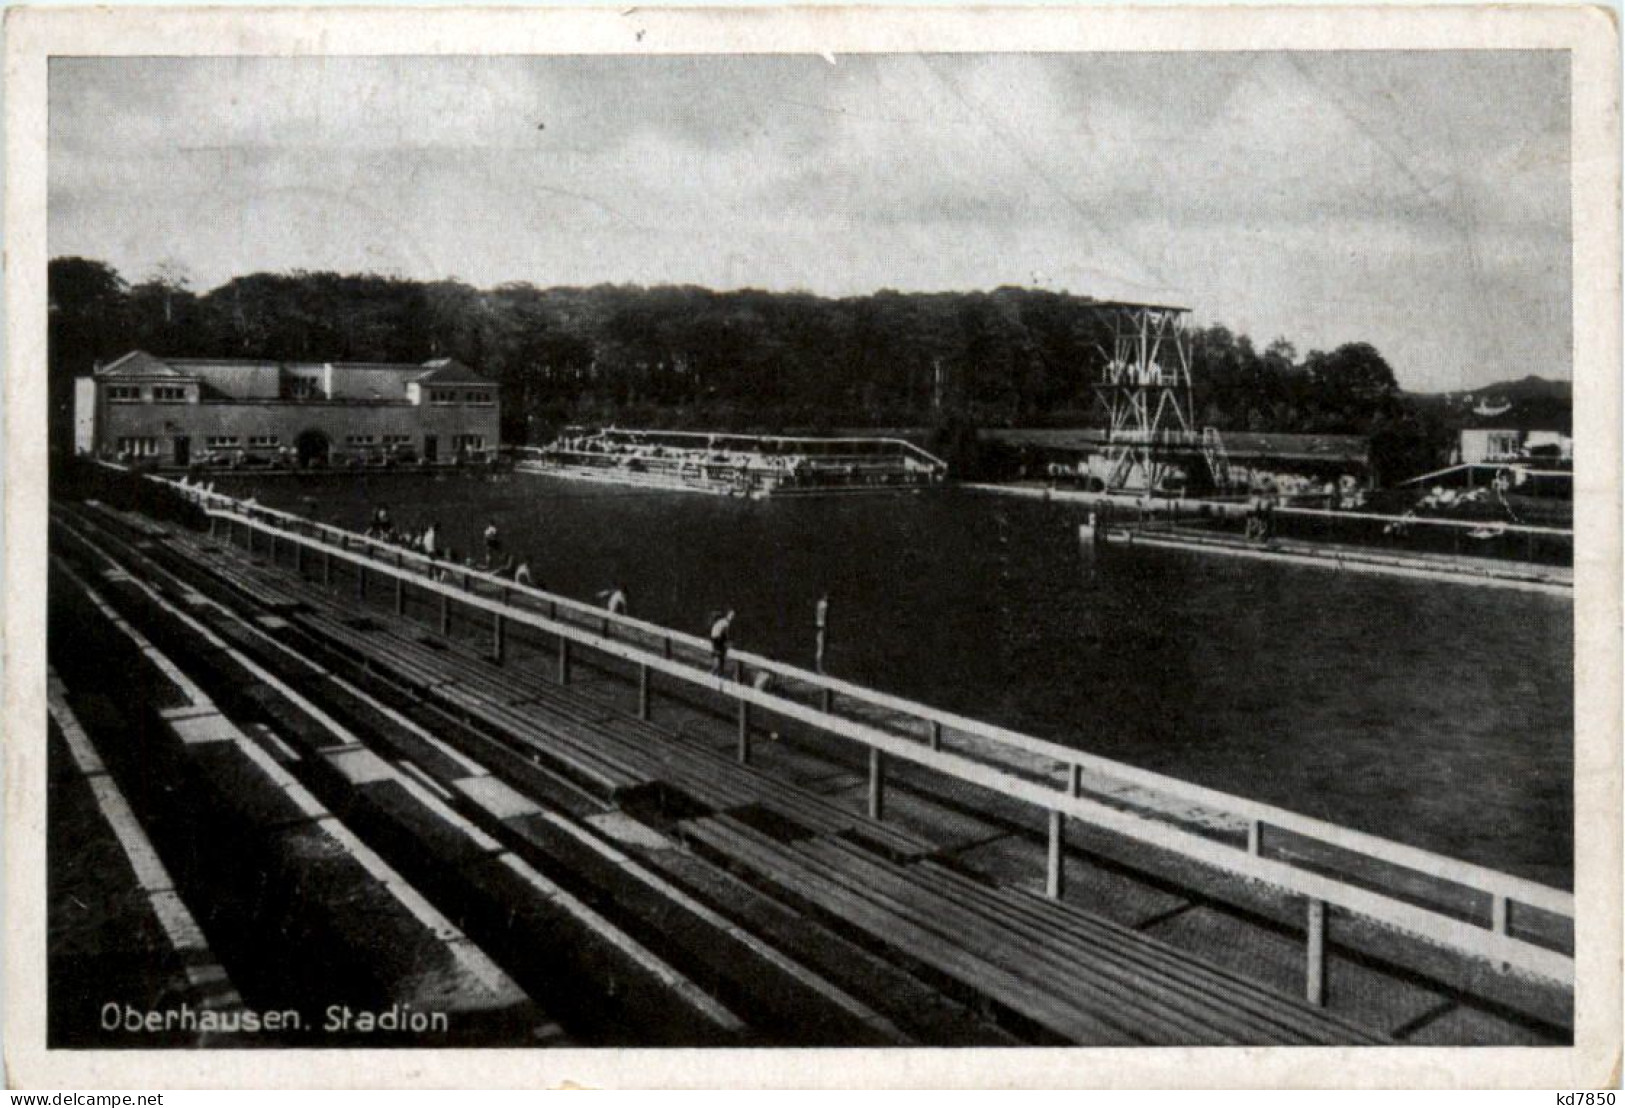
[
  {"left": 152, "top": 522, "right": 938, "bottom": 854},
  {"left": 683, "top": 813, "right": 1390, "bottom": 1046}
]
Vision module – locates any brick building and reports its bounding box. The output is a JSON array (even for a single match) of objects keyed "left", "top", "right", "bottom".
[{"left": 75, "top": 351, "right": 501, "bottom": 467}]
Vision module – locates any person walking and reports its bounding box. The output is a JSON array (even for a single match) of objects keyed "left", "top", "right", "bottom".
[
  {"left": 708, "top": 610, "right": 734, "bottom": 676},
  {"left": 814, "top": 592, "right": 831, "bottom": 673}
]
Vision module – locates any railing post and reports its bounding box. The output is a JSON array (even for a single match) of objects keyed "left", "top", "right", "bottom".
[
  {"left": 439, "top": 591, "right": 451, "bottom": 637},
  {"left": 322, "top": 548, "right": 331, "bottom": 587},
  {"left": 637, "top": 663, "right": 651, "bottom": 721},
  {"left": 357, "top": 562, "right": 367, "bottom": 601},
  {"left": 493, "top": 612, "right": 505, "bottom": 663},
  {"left": 246, "top": 522, "right": 254, "bottom": 555},
  {"left": 737, "top": 699, "right": 751, "bottom": 764},
  {"left": 929, "top": 720, "right": 943, "bottom": 751},
  {"left": 294, "top": 538, "right": 303, "bottom": 575},
  {"left": 868, "top": 747, "right": 885, "bottom": 821},
  {"left": 1247, "top": 820, "right": 1263, "bottom": 856},
  {"left": 1046, "top": 809, "right": 1065, "bottom": 899},
  {"left": 395, "top": 574, "right": 405, "bottom": 616},
  {"left": 663, "top": 637, "right": 673, "bottom": 660},
  {"left": 1069, "top": 763, "right": 1085, "bottom": 797},
  {"left": 557, "top": 635, "right": 571, "bottom": 684},
  {"left": 269, "top": 530, "right": 277, "bottom": 564},
  {"left": 209, "top": 516, "right": 218, "bottom": 540},
  {"left": 1305, "top": 899, "right": 1327, "bottom": 1006},
  {"left": 821, "top": 688, "right": 834, "bottom": 714},
  {"left": 1491, "top": 894, "right": 1509, "bottom": 935}
]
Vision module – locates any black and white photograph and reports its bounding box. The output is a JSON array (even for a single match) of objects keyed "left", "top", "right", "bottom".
[{"left": 4, "top": 4, "right": 1619, "bottom": 1090}]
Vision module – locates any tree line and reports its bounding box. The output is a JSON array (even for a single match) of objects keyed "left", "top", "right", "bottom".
[{"left": 48, "top": 257, "right": 1452, "bottom": 481}]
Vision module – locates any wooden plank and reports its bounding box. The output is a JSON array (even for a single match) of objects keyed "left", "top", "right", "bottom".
[
  {"left": 916, "top": 858, "right": 1383, "bottom": 1044},
  {"left": 684, "top": 816, "right": 1138, "bottom": 1044},
  {"left": 803, "top": 837, "right": 1309, "bottom": 1046}
]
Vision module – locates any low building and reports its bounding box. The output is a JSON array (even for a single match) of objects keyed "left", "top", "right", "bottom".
[
  {"left": 75, "top": 351, "right": 501, "bottom": 468},
  {"left": 983, "top": 428, "right": 1371, "bottom": 493},
  {"left": 1456, "top": 397, "right": 1573, "bottom": 466}
]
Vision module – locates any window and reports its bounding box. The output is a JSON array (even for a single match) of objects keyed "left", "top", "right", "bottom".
[
  {"left": 206, "top": 436, "right": 241, "bottom": 449},
  {"left": 153, "top": 386, "right": 187, "bottom": 403},
  {"left": 429, "top": 389, "right": 458, "bottom": 405},
  {"left": 345, "top": 434, "right": 377, "bottom": 446},
  {"left": 106, "top": 385, "right": 141, "bottom": 403},
  {"left": 1487, "top": 431, "right": 1521, "bottom": 459},
  {"left": 289, "top": 377, "right": 320, "bottom": 399},
  {"left": 248, "top": 435, "right": 281, "bottom": 448},
  {"left": 116, "top": 436, "right": 159, "bottom": 458},
  {"left": 452, "top": 434, "right": 485, "bottom": 452},
  {"left": 464, "top": 390, "right": 493, "bottom": 405},
  {"left": 382, "top": 434, "right": 413, "bottom": 446}
]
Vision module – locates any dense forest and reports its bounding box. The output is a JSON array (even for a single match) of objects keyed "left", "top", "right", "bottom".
[{"left": 49, "top": 257, "right": 1452, "bottom": 480}]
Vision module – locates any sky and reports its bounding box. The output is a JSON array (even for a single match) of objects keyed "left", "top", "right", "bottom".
[{"left": 49, "top": 52, "right": 1571, "bottom": 392}]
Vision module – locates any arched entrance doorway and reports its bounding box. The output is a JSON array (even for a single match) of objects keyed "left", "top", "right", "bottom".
[{"left": 295, "top": 428, "right": 331, "bottom": 468}]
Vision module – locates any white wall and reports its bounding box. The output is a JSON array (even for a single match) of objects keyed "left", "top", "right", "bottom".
[{"left": 73, "top": 377, "right": 96, "bottom": 454}]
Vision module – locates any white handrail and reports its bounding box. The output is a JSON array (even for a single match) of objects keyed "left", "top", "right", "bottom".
[
  {"left": 158, "top": 477, "right": 1573, "bottom": 913},
  {"left": 144, "top": 469, "right": 1574, "bottom": 984},
  {"left": 1274, "top": 505, "right": 1572, "bottom": 538},
  {"left": 155, "top": 474, "right": 1574, "bottom": 908}
]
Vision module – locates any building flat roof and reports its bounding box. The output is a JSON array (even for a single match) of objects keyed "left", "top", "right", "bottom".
[{"left": 95, "top": 350, "right": 496, "bottom": 387}]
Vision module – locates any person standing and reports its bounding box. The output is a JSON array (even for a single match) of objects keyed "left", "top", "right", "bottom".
[
  {"left": 483, "top": 520, "right": 501, "bottom": 565},
  {"left": 814, "top": 592, "right": 831, "bottom": 673},
  {"left": 709, "top": 610, "right": 734, "bottom": 676},
  {"left": 599, "top": 585, "right": 629, "bottom": 616}
]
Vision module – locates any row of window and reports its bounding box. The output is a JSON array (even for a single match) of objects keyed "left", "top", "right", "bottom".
[
  {"left": 428, "top": 389, "right": 494, "bottom": 406},
  {"left": 345, "top": 434, "right": 427, "bottom": 446},
  {"left": 109, "top": 385, "right": 188, "bottom": 403},
  {"left": 110, "top": 384, "right": 495, "bottom": 405},
  {"left": 118, "top": 433, "right": 489, "bottom": 457},
  {"left": 109, "top": 385, "right": 191, "bottom": 403},
  {"left": 205, "top": 435, "right": 282, "bottom": 448}
]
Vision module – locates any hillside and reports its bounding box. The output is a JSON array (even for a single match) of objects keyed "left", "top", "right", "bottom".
[{"left": 1424, "top": 375, "right": 1572, "bottom": 404}]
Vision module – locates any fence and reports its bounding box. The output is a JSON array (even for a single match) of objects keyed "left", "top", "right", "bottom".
[
  {"left": 994, "top": 486, "right": 1573, "bottom": 569},
  {"left": 159, "top": 476, "right": 1574, "bottom": 1000},
  {"left": 1265, "top": 505, "right": 1572, "bottom": 567}
]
